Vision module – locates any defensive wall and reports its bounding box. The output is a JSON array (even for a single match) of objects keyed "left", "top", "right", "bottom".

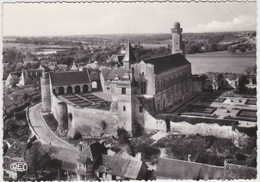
[
  {"left": 158, "top": 114, "right": 238, "bottom": 126},
  {"left": 51, "top": 94, "right": 119, "bottom": 138},
  {"left": 26, "top": 102, "right": 47, "bottom": 144}
]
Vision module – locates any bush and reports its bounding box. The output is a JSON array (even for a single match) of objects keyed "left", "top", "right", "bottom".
[
  {"left": 132, "top": 122, "right": 144, "bottom": 137},
  {"left": 141, "top": 145, "right": 161, "bottom": 162},
  {"left": 235, "top": 152, "right": 246, "bottom": 161},
  {"left": 14, "top": 111, "right": 26, "bottom": 120},
  {"left": 117, "top": 128, "right": 130, "bottom": 144}
]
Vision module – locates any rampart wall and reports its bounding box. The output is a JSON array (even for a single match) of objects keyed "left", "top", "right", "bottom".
[{"left": 51, "top": 94, "right": 119, "bottom": 138}]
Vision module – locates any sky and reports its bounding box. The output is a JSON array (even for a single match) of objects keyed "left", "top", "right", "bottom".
[{"left": 2, "top": 1, "right": 257, "bottom": 36}]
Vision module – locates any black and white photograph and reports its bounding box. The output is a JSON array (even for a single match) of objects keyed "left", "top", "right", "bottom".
[{"left": 1, "top": 0, "right": 258, "bottom": 181}]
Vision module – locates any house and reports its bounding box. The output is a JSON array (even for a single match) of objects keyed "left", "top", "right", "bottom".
[
  {"left": 95, "top": 154, "right": 148, "bottom": 180},
  {"left": 3, "top": 142, "right": 28, "bottom": 180}
]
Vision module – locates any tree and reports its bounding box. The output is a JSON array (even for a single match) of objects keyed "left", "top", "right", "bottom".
[
  {"left": 240, "top": 46, "right": 246, "bottom": 53},
  {"left": 132, "top": 122, "right": 144, "bottom": 137},
  {"left": 228, "top": 46, "right": 236, "bottom": 53},
  {"left": 117, "top": 128, "right": 130, "bottom": 144},
  {"left": 237, "top": 75, "right": 248, "bottom": 94}
]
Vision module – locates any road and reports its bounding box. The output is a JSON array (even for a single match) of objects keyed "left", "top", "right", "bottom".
[{"left": 28, "top": 103, "right": 76, "bottom": 149}]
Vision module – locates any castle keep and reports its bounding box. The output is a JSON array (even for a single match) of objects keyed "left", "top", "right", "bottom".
[{"left": 41, "top": 22, "right": 192, "bottom": 137}]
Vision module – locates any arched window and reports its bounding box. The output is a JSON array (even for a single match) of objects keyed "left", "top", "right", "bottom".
[
  {"left": 83, "top": 85, "right": 89, "bottom": 92},
  {"left": 58, "top": 87, "right": 64, "bottom": 95},
  {"left": 75, "top": 85, "right": 81, "bottom": 93},
  {"left": 67, "top": 86, "right": 72, "bottom": 94}
]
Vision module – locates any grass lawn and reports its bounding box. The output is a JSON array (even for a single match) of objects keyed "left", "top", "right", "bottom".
[
  {"left": 245, "top": 99, "right": 256, "bottom": 105},
  {"left": 237, "top": 110, "right": 257, "bottom": 118}
]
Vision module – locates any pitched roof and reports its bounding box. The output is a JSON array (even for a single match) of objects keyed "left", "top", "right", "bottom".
[
  {"left": 5, "top": 142, "right": 27, "bottom": 158},
  {"left": 108, "top": 54, "right": 124, "bottom": 63},
  {"left": 50, "top": 71, "right": 90, "bottom": 86},
  {"left": 155, "top": 157, "right": 223, "bottom": 180},
  {"left": 143, "top": 53, "right": 190, "bottom": 74},
  {"left": 95, "top": 154, "right": 145, "bottom": 180},
  {"left": 122, "top": 42, "right": 136, "bottom": 64},
  {"left": 100, "top": 67, "right": 127, "bottom": 81}
]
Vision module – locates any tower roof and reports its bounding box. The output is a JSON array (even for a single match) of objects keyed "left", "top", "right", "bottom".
[{"left": 122, "top": 42, "right": 136, "bottom": 64}]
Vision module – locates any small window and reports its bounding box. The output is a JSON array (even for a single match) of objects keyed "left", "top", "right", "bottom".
[
  {"left": 122, "top": 88, "right": 126, "bottom": 94},
  {"left": 139, "top": 106, "right": 143, "bottom": 113},
  {"left": 107, "top": 87, "right": 110, "bottom": 90},
  {"left": 123, "top": 106, "right": 126, "bottom": 111}
]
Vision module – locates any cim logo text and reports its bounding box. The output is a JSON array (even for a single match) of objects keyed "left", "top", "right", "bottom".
[{"left": 10, "top": 162, "right": 28, "bottom": 172}]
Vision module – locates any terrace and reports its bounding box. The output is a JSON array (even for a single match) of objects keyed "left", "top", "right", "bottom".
[
  {"left": 59, "top": 93, "right": 111, "bottom": 110},
  {"left": 166, "top": 93, "right": 257, "bottom": 124}
]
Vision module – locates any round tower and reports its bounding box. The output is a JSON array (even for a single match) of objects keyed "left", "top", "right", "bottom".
[
  {"left": 171, "top": 21, "right": 183, "bottom": 55},
  {"left": 56, "top": 102, "right": 68, "bottom": 131},
  {"left": 41, "top": 71, "right": 51, "bottom": 112}
]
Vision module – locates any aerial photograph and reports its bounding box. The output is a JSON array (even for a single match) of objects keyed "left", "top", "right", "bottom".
[{"left": 2, "top": 1, "right": 257, "bottom": 181}]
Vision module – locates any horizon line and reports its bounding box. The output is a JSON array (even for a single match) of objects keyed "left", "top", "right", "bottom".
[{"left": 3, "top": 29, "right": 256, "bottom": 38}]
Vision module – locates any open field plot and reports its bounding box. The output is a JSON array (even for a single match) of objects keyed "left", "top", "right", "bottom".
[
  {"left": 237, "top": 110, "right": 256, "bottom": 118},
  {"left": 60, "top": 93, "right": 111, "bottom": 110},
  {"left": 179, "top": 105, "right": 217, "bottom": 117},
  {"left": 245, "top": 99, "right": 256, "bottom": 105},
  {"left": 201, "top": 96, "right": 226, "bottom": 103}
]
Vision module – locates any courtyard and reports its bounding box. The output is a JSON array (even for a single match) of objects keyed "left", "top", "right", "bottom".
[{"left": 58, "top": 92, "right": 111, "bottom": 110}]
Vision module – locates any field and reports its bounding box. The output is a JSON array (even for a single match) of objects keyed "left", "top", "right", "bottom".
[
  {"left": 245, "top": 99, "right": 256, "bottom": 105},
  {"left": 237, "top": 110, "right": 257, "bottom": 118}
]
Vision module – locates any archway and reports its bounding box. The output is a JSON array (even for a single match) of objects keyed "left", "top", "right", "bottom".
[
  {"left": 58, "top": 87, "right": 64, "bottom": 95},
  {"left": 91, "top": 81, "right": 97, "bottom": 89},
  {"left": 75, "top": 85, "right": 81, "bottom": 94},
  {"left": 83, "top": 85, "right": 89, "bottom": 92},
  {"left": 67, "top": 86, "right": 72, "bottom": 94}
]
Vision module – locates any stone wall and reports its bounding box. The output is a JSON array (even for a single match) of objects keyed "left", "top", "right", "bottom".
[
  {"left": 224, "top": 163, "right": 257, "bottom": 180},
  {"left": 131, "top": 62, "right": 155, "bottom": 95},
  {"left": 51, "top": 94, "right": 119, "bottom": 138},
  {"left": 67, "top": 105, "right": 119, "bottom": 138},
  {"left": 154, "top": 64, "right": 192, "bottom": 111},
  {"left": 158, "top": 114, "right": 236, "bottom": 126}
]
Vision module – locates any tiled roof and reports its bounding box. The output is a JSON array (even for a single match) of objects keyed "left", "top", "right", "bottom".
[
  {"left": 100, "top": 67, "right": 127, "bottom": 81},
  {"left": 108, "top": 54, "right": 124, "bottom": 64},
  {"left": 143, "top": 53, "right": 190, "bottom": 74},
  {"left": 95, "top": 154, "right": 145, "bottom": 180},
  {"left": 50, "top": 71, "right": 90, "bottom": 86},
  {"left": 155, "top": 157, "right": 223, "bottom": 180},
  {"left": 5, "top": 142, "right": 27, "bottom": 158}
]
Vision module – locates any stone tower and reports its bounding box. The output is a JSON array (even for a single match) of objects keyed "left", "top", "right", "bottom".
[
  {"left": 41, "top": 71, "right": 51, "bottom": 112},
  {"left": 171, "top": 22, "right": 183, "bottom": 54},
  {"left": 111, "top": 73, "right": 133, "bottom": 132}
]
